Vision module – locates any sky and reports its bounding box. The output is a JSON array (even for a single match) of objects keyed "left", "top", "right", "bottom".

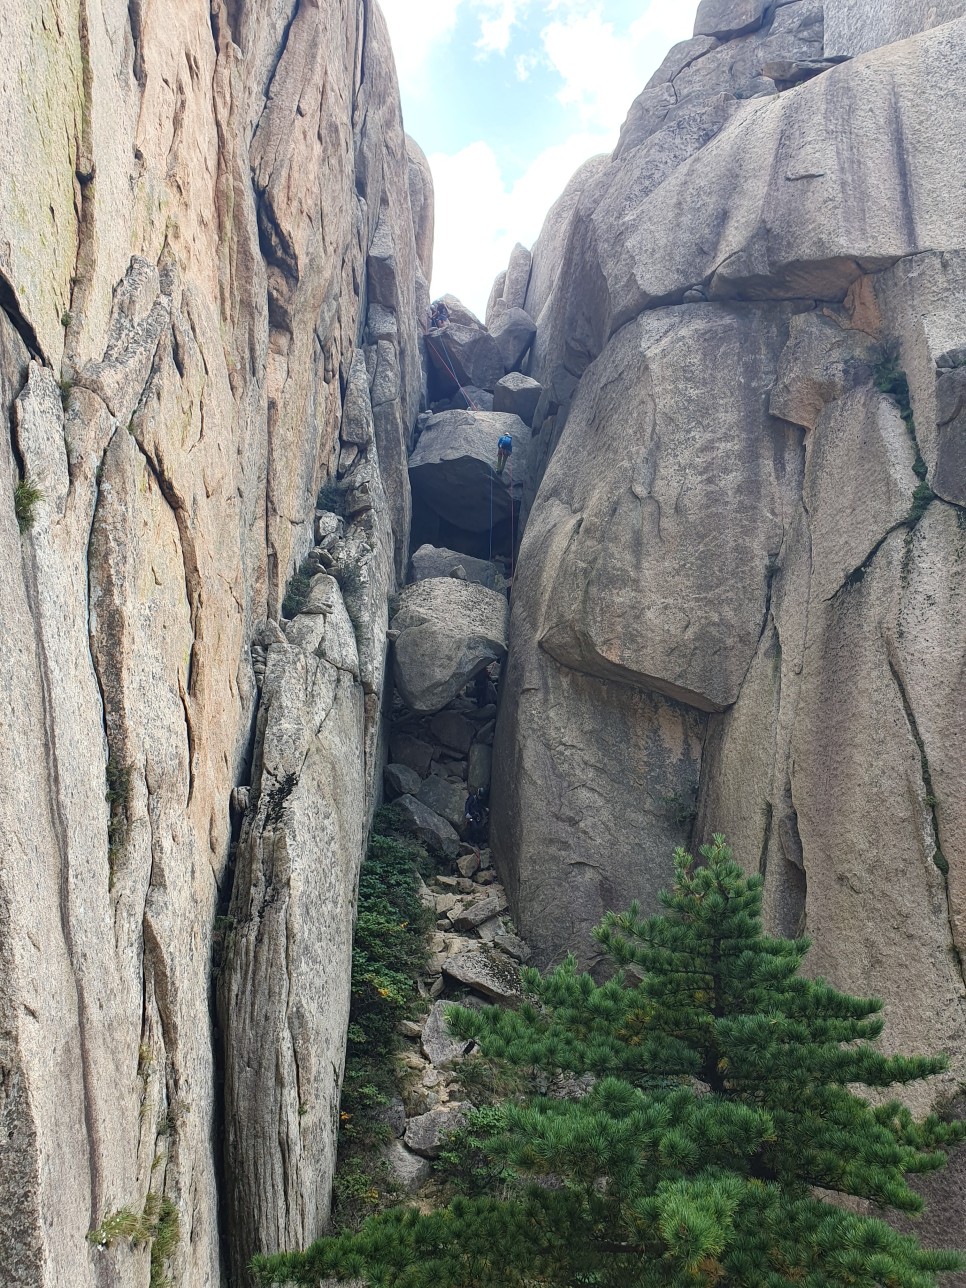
[{"left": 378, "top": 0, "right": 700, "bottom": 318}]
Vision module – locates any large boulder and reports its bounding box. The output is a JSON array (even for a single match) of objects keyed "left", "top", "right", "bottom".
[
  {"left": 421, "top": 1000, "right": 474, "bottom": 1067},
  {"left": 404, "top": 1104, "right": 472, "bottom": 1159},
  {"left": 391, "top": 578, "right": 509, "bottom": 714},
  {"left": 425, "top": 323, "right": 505, "bottom": 396},
  {"left": 493, "top": 373, "right": 543, "bottom": 426},
  {"left": 503, "top": 243, "right": 533, "bottom": 311},
  {"left": 409, "top": 410, "right": 527, "bottom": 532},
  {"left": 417, "top": 776, "right": 467, "bottom": 829},
  {"left": 393, "top": 794, "right": 461, "bottom": 858},
  {"left": 490, "top": 307, "right": 537, "bottom": 371},
  {"left": 411, "top": 543, "right": 507, "bottom": 592}
]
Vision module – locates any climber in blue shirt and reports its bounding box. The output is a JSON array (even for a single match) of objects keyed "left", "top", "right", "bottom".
[{"left": 496, "top": 433, "right": 513, "bottom": 474}]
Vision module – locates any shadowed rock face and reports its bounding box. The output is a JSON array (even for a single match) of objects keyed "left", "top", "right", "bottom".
[
  {"left": 0, "top": 2, "right": 424, "bottom": 1285},
  {"left": 492, "top": 3, "right": 966, "bottom": 1199},
  {"left": 391, "top": 578, "right": 509, "bottom": 715},
  {"left": 409, "top": 409, "right": 529, "bottom": 533}
]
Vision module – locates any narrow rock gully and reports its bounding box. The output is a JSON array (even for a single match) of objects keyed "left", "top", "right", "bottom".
[{"left": 354, "top": 284, "right": 542, "bottom": 1192}]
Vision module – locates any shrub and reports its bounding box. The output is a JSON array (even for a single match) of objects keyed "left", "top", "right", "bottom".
[
  {"left": 14, "top": 477, "right": 42, "bottom": 532},
  {"left": 255, "top": 836, "right": 966, "bottom": 1288},
  {"left": 281, "top": 557, "right": 315, "bottom": 619},
  {"left": 317, "top": 479, "right": 350, "bottom": 515},
  {"left": 326, "top": 824, "right": 435, "bottom": 1230},
  {"left": 88, "top": 1191, "right": 179, "bottom": 1288}
]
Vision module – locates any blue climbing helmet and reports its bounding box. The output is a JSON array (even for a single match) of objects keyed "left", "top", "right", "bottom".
[{"left": 498, "top": 433, "right": 513, "bottom": 452}]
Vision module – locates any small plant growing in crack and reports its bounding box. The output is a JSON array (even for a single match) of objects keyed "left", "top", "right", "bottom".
[
  {"left": 57, "top": 375, "right": 74, "bottom": 409},
  {"left": 906, "top": 481, "right": 936, "bottom": 528},
  {"left": 317, "top": 477, "right": 351, "bottom": 516},
  {"left": 88, "top": 1191, "right": 180, "bottom": 1288},
  {"left": 874, "top": 352, "right": 929, "bottom": 481},
  {"left": 14, "top": 477, "right": 42, "bottom": 532},
  {"left": 281, "top": 556, "right": 315, "bottom": 619},
  {"left": 660, "top": 789, "right": 698, "bottom": 828}
]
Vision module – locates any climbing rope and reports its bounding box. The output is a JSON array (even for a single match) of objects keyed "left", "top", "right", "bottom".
[
  {"left": 423, "top": 325, "right": 482, "bottom": 412},
  {"left": 508, "top": 454, "right": 515, "bottom": 580}
]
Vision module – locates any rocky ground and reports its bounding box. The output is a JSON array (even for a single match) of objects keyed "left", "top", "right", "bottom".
[{"left": 378, "top": 852, "right": 531, "bottom": 1194}]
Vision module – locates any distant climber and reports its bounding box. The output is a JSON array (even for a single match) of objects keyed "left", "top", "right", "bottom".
[
  {"left": 463, "top": 789, "right": 487, "bottom": 844},
  {"left": 496, "top": 432, "right": 513, "bottom": 474},
  {"left": 429, "top": 298, "right": 450, "bottom": 330}
]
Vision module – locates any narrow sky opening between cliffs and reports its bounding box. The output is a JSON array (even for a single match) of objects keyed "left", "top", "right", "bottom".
[{"left": 379, "top": 0, "right": 700, "bottom": 317}]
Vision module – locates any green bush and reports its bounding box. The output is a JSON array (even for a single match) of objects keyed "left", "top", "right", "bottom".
[
  {"left": 255, "top": 836, "right": 966, "bottom": 1288},
  {"left": 340, "top": 831, "right": 434, "bottom": 1138},
  {"left": 281, "top": 557, "right": 315, "bottom": 619},
  {"left": 88, "top": 1191, "right": 179, "bottom": 1288},
  {"left": 325, "top": 825, "right": 435, "bottom": 1231},
  {"left": 317, "top": 479, "right": 350, "bottom": 515},
  {"left": 14, "top": 477, "right": 42, "bottom": 532},
  {"left": 433, "top": 1105, "right": 516, "bottom": 1198}
]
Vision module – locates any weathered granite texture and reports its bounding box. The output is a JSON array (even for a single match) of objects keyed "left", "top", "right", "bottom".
[
  {"left": 0, "top": 2, "right": 424, "bottom": 1285},
  {"left": 492, "top": 3, "right": 966, "bottom": 1180}
]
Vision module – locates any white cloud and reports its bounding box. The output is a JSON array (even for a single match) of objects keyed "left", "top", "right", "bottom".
[
  {"left": 378, "top": 0, "right": 464, "bottom": 86},
  {"left": 475, "top": 0, "right": 527, "bottom": 54},
  {"left": 428, "top": 130, "right": 611, "bottom": 317},
  {"left": 540, "top": 2, "right": 697, "bottom": 131}
]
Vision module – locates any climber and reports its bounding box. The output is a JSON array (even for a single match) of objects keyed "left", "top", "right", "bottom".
[
  {"left": 496, "top": 432, "right": 513, "bottom": 474},
  {"left": 463, "top": 790, "right": 487, "bottom": 844},
  {"left": 429, "top": 298, "right": 450, "bottom": 330}
]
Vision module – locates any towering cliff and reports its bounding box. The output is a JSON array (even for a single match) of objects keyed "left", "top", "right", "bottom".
[
  {"left": 492, "top": 0, "right": 966, "bottom": 1123},
  {"left": 0, "top": 2, "right": 426, "bottom": 1284}
]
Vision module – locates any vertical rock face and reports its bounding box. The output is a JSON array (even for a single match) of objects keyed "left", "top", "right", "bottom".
[
  {"left": 494, "top": 0, "right": 966, "bottom": 1135},
  {"left": 0, "top": 2, "right": 424, "bottom": 1285}
]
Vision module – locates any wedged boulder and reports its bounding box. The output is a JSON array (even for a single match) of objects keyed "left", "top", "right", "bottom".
[
  {"left": 451, "top": 385, "right": 494, "bottom": 411},
  {"left": 391, "top": 578, "right": 509, "bottom": 713},
  {"left": 411, "top": 544, "right": 507, "bottom": 592},
  {"left": 493, "top": 372, "right": 542, "bottom": 426},
  {"left": 490, "top": 307, "right": 537, "bottom": 371},
  {"left": 425, "top": 323, "right": 505, "bottom": 396},
  {"left": 409, "top": 410, "right": 526, "bottom": 532},
  {"left": 384, "top": 762, "right": 421, "bottom": 799},
  {"left": 452, "top": 894, "right": 505, "bottom": 931},
  {"left": 393, "top": 794, "right": 460, "bottom": 858},
  {"left": 417, "top": 776, "right": 466, "bottom": 829}
]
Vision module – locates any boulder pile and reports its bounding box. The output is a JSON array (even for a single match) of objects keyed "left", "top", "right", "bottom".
[{"left": 378, "top": 855, "right": 531, "bottom": 1192}]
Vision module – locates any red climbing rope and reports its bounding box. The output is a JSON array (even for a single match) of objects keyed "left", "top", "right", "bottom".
[{"left": 422, "top": 325, "right": 482, "bottom": 412}]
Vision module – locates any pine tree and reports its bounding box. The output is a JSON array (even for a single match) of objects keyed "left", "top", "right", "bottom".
[{"left": 253, "top": 837, "right": 966, "bottom": 1287}]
